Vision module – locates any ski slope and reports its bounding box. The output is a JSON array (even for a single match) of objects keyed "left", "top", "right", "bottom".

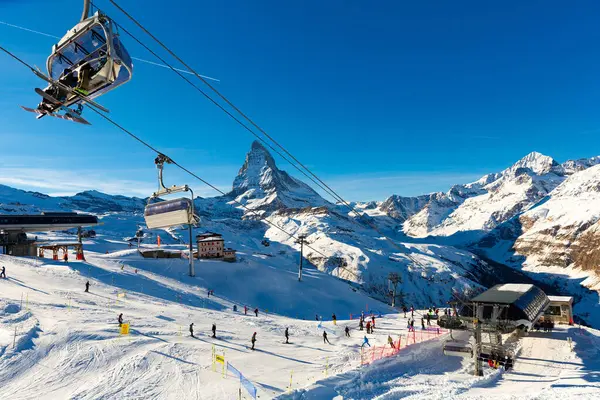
[
  {"left": 0, "top": 237, "right": 399, "bottom": 400},
  {"left": 1, "top": 235, "right": 599, "bottom": 399},
  {"left": 284, "top": 325, "right": 600, "bottom": 399}
]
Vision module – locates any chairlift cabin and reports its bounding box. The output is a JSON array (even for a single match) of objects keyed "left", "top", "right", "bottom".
[
  {"left": 443, "top": 340, "right": 473, "bottom": 358},
  {"left": 144, "top": 198, "right": 195, "bottom": 230},
  {"left": 46, "top": 11, "right": 133, "bottom": 103}
]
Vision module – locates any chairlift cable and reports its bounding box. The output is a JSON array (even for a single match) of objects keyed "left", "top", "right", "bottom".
[
  {"left": 91, "top": 4, "right": 349, "bottom": 212},
  {"left": 104, "top": 0, "right": 431, "bottom": 269}
]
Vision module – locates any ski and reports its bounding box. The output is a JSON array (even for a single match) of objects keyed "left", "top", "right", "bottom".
[
  {"left": 33, "top": 88, "right": 91, "bottom": 125},
  {"left": 32, "top": 67, "right": 110, "bottom": 113},
  {"left": 20, "top": 106, "right": 89, "bottom": 125}
]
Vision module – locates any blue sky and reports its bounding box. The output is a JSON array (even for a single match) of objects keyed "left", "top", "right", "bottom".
[{"left": 1, "top": 0, "right": 600, "bottom": 201}]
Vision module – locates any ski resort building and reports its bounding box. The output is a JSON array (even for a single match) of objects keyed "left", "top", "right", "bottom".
[
  {"left": 545, "top": 295, "right": 574, "bottom": 324},
  {"left": 468, "top": 283, "right": 550, "bottom": 330},
  {"left": 0, "top": 212, "right": 98, "bottom": 256},
  {"left": 196, "top": 232, "right": 225, "bottom": 259}
]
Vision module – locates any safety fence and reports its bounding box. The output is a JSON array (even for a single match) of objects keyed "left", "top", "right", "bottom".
[
  {"left": 227, "top": 363, "right": 257, "bottom": 400},
  {"left": 361, "top": 327, "right": 448, "bottom": 365}
]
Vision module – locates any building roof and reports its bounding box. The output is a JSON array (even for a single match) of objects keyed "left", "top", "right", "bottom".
[
  {"left": 196, "top": 232, "right": 222, "bottom": 238},
  {"left": 547, "top": 295, "right": 573, "bottom": 303},
  {"left": 198, "top": 236, "right": 224, "bottom": 242},
  {"left": 471, "top": 283, "right": 535, "bottom": 304}
]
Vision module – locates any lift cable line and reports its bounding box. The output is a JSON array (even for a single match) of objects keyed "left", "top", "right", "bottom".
[
  {"left": 0, "top": 44, "right": 361, "bottom": 280},
  {"left": 90, "top": 1, "right": 350, "bottom": 209},
  {"left": 105, "top": 0, "right": 433, "bottom": 273},
  {"left": 0, "top": 20, "right": 220, "bottom": 82}
]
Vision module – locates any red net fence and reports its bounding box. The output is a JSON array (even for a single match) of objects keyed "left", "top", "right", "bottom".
[{"left": 361, "top": 327, "right": 448, "bottom": 366}]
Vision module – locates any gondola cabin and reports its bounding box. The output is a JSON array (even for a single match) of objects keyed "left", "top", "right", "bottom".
[
  {"left": 47, "top": 11, "right": 133, "bottom": 102},
  {"left": 144, "top": 198, "right": 194, "bottom": 229}
]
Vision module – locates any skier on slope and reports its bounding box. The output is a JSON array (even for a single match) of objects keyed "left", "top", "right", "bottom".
[
  {"left": 410, "top": 318, "right": 415, "bottom": 332},
  {"left": 323, "top": 330, "right": 331, "bottom": 344},
  {"left": 359, "top": 319, "right": 364, "bottom": 331},
  {"left": 421, "top": 317, "right": 426, "bottom": 330},
  {"left": 332, "top": 313, "right": 337, "bottom": 325},
  {"left": 211, "top": 323, "right": 216, "bottom": 338},
  {"left": 410, "top": 305, "right": 414, "bottom": 317},
  {"left": 251, "top": 332, "right": 257, "bottom": 350},
  {"left": 244, "top": 305, "right": 248, "bottom": 315},
  {"left": 0, "top": 266, "right": 6, "bottom": 279},
  {"left": 190, "top": 323, "right": 195, "bottom": 338},
  {"left": 118, "top": 313, "right": 123, "bottom": 327},
  {"left": 345, "top": 326, "right": 350, "bottom": 337},
  {"left": 388, "top": 335, "right": 396, "bottom": 349},
  {"left": 366, "top": 321, "right": 371, "bottom": 334},
  {"left": 362, "top": 335, "right": 371, "bottom": 347},
  {"left": 403, "top": 306, "right": 408, "bottom": 318},
  {"left": 426, "top": 313, "right": 431, "bottom": 326},
  {"left": 285, "top": 327, "right": 290, "bottom": 344},
  {"left": 254, "top": 308, "right": 259, "bottom": 317},
  {"left": 85, "top": 281, "right": 90, "bottom": 293}
]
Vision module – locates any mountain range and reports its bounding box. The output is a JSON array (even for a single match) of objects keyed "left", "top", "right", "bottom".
[{"left": 2, "top": 141, "right": 600, "bottom": 321}]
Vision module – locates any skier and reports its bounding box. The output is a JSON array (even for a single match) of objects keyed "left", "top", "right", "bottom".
[
  {"left": 403, "top": 306, "right": 408, "bottom": 318},
  {"left": 244, "top": 305, "right": 248, "bottom": 315},
  {"left": 410, "top": 305, "right": 414, "bottom": 318},
  {"left": 435, "top": 308, "right": 439, "bottom": 317},
  {"left": 315, "top": 314, "right": 320, "bottom": 321},
  {"left": 410, "top": 318, "right": 415, "bottom": 332},
  {"left": 345, "top": 326, "right": 350, "bottom": 337},
  {"left": 85, "top": 281, "right": 90, "bottom": 293},
  {"left": 254, "top": 308, "right": 259, "bottom": 317},
  {"left": 323, "top": 330, "right": 331, "bottom": 344},
  {"left": 190, "top": 323, "right": 195, "bottom": 338},
  {"left": 371, "top": 316, "right": 376, "bottom": 329},
  {"left": 0, "top": 266, "right": 6, "bottom": 279},
  {"left": 366, "top": 321, "right": 371, "bottom": 334},
  {"left": 285, "top": 327, "right": 290, "bottom": 344},
  {"left": 251, "top": 332, "right": 257, "bottom": 350},
  {"left": 233, "top": 305, "right": 238, "bottom": 312},
  {"left": 332, "top": 313, "right": 337, "bottom": 325},
  {"left": 421, "top": 317, "right": 426, "bottom": 330},
  {"left": 388, "top": 335, "right": 395, "bottom": 349},
  {"left": 426, "top": 313, "right": 431, "bottom": 326},
  {"left": 211, "top": 323, "right": 216, "bottom": 338},
  {"left": 362, "top": 335, "right": 371, "bottom": 347},
  {"left": 359, "top": 319, "right": 364, "bottom": 331},
  {"left": 118, "top": 313, "right": 123, "bottom": 327},
  {"left": 207, "top": 290, "right": 211, "bottom": 298}
]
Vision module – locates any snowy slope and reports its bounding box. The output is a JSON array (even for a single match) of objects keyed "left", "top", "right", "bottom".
[{"left": 283, "top": 325, "right": 600, "bottom": 399}]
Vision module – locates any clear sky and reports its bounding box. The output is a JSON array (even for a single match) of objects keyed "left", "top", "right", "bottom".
[{"left": 1, "top": 0, "right": 600, "bottom": 201}]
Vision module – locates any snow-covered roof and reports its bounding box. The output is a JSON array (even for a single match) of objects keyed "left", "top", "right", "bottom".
[
  {"left": 472, "top": 284, "right": 536, "bottom": 304},
  {"left": 547, "top": 295, "right": 573, "bottom": 303},
  {"left": 496, "top": 284, "right": 533, "bottom": 293},
  {"left": 198, "top": 236, "right": 224, "bottom": 242}
]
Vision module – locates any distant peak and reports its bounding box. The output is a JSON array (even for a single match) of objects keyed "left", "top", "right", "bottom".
[{"left": 511, "top": 151, "right": 559, "bottom": 175}]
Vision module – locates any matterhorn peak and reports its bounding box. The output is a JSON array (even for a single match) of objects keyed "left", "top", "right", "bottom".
[{"left": 230, "top": 141, "right": 327, "bottom": 210}]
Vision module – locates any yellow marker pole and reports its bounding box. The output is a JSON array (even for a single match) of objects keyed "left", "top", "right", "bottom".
[
  {"left": 222, "top": 351, "right": 225, "bottom": 378},
  {"left": 288, "top": 370, "right": 293, "bottom": 392}
]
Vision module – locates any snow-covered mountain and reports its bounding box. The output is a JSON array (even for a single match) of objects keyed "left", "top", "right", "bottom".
[
  {"left": 377, "top": 152, "right": 600, "bottom": 242},
  {"left": 478, "top": 163, "right": 600, "bottom": 292},
  {"left": 229, "top": 141, "right": 328, "bottom": 213},
  {"left": 4, "top": 143, "right": 600, "bottom": 309}
]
